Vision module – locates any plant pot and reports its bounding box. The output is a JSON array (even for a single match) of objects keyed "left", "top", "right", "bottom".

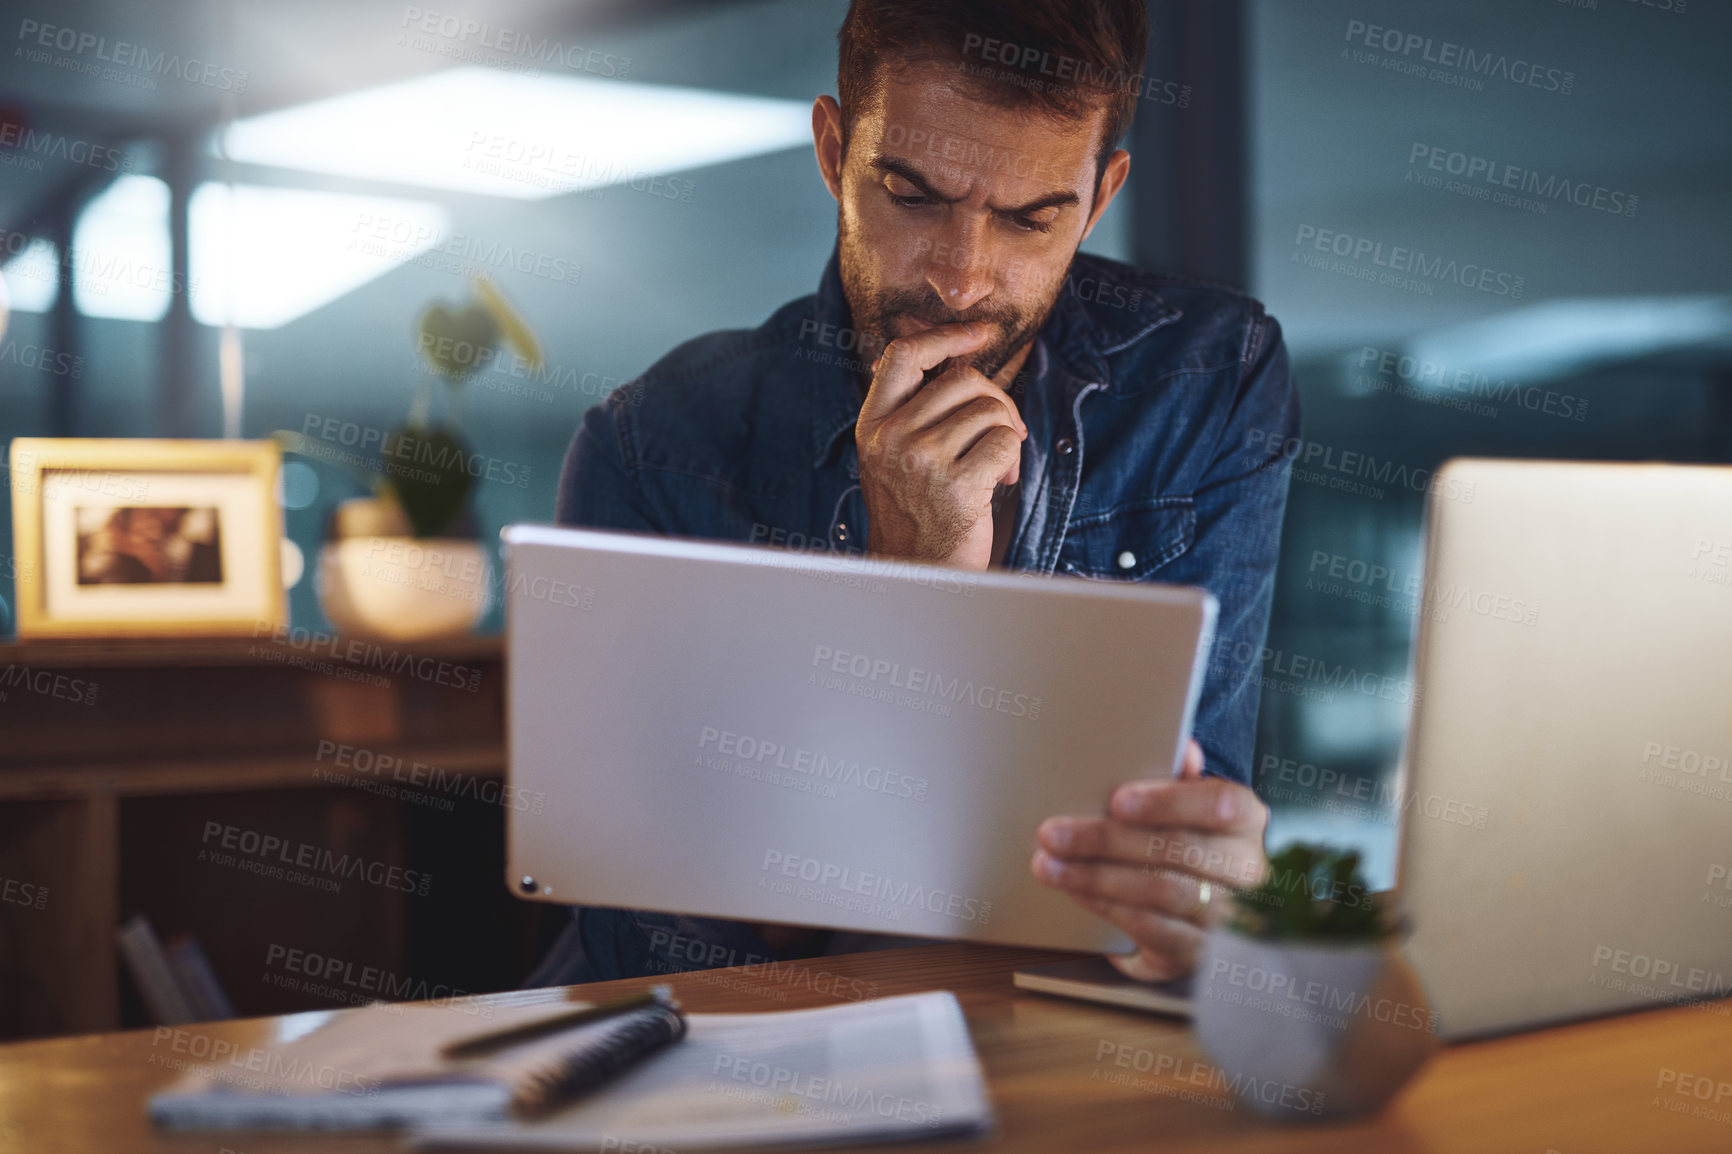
[
  {"left": 1192, "top": 928, "right": 1438, "bottom": 1121},
  {"left": 317, "top": 537, "right": 490, "bottom": 642},
  {"left": 315, "top": 496, "right": 489, "bottom": 642}
]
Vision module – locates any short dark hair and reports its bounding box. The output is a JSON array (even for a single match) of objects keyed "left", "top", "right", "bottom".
[{"left": 837, "top": 0, "right": 1149, "bottom": 178}]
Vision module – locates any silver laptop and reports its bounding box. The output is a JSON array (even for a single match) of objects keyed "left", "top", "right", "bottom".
[
  {"left": 501, "top": 525, "right": 1217, "bottom": 953},
  {"left": 1398, "top": 459, "right": 1732, "bottom": 1039}
]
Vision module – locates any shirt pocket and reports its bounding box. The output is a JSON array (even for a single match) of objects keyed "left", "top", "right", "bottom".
[{"left": 1058, "top": 496, "right": 1197, "bottom": 582}]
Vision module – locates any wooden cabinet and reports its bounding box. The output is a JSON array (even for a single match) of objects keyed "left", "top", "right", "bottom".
[{"left": 0, "top": 635, "right": 548, "bottom": 1039}]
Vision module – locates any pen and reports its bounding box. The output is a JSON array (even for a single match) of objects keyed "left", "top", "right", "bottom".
[{"left": 440, "top": 986, "right": 675, "bottom": 1059}]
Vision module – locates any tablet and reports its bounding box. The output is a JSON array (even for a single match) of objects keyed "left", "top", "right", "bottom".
[{"left": 502, "top": 525, "right": 1217, "bottom": 953}]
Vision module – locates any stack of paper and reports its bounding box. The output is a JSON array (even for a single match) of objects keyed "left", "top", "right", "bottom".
[{"left": 418, "top": 991, "right": 992, "bottom": 1149}]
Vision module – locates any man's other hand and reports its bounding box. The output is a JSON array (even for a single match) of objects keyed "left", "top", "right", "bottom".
[{"left": 1030, "top": 738, "right": 1270, "bottom": 981}]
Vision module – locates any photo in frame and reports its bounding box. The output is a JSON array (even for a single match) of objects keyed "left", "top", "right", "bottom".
[{"left": 7, "top": 438, "right": 286, "bottom": 638}]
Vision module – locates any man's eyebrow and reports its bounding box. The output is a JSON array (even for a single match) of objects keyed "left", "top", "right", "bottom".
[{"left": 871, "top": 154, "right": 1081, "bottom": 216}]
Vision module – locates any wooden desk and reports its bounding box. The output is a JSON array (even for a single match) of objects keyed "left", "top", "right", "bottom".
[{"left": 0, "top": 941, "right": 1726, "bottom": 1153}]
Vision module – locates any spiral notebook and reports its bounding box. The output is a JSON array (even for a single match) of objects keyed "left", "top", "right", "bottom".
[{"left": 150, "top": 994, "right": 686, "bottom": 1131}]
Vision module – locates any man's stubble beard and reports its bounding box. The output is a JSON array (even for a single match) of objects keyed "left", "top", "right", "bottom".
[{"left": 836, "top": 209, "right": 1066, "bottom": 385}]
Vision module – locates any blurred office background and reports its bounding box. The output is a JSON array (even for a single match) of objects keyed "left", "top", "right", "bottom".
[{"left": 0, "top": 0, "right": 1727, "bottom": 1017}]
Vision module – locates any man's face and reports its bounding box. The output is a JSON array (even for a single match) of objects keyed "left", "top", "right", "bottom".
[{"left": 821, "top": 61, "right": 1125, "bottom": 384}]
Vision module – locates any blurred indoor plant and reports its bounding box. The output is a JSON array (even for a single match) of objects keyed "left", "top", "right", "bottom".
[
  {"left": 277, "top": 276, "right": 541, "bottom": 641},
  {"left": 1192, "top": 842, "right": 1436, "bottom": 1121}
]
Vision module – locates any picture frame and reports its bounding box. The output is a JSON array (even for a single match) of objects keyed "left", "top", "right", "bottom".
[{"left": 7, "top": 438, "right": 286, "bottom": 638}]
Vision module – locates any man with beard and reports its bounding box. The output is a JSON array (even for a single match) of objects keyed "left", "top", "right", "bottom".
[{"left": 544, "top": 0, "right": 1299, "bottom": 987}]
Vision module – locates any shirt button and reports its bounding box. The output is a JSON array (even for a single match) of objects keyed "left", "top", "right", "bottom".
[
  {"left": 835, "top": 522, "right": 849, "bottom": 543},
  {"left": 1056, "top": 437, "right": 1075, "bottom": 456},
  {"left": 1117, "top": 551, "right": 1137, "bottom": 570}
]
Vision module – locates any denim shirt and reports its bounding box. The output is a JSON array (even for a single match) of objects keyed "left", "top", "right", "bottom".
[{"left": 543, "top": 245, "right": 1300, "bottom": 985}]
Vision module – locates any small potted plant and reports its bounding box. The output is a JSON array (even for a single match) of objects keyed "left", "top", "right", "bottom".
[
  {"left": 1192, "top": 842, "right": 1437, "bottom": 1121},
  {"left": 277, "top": 276, "right": 541, "bottom": 641}
]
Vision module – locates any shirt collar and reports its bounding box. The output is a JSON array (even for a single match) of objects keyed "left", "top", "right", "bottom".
[{"left": 1040, "top": 260, "right": 1181, "bottom": 383}]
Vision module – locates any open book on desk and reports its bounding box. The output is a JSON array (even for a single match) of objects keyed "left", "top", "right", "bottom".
[{"left": 416, "top": 991, "right": 993, "bottom": 1150}]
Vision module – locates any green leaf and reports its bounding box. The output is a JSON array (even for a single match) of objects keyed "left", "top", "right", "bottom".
[
  {"left": 270, "top": 430, "right": 385, "bottom": 495},
  {"left": 382, "top": 424, "right": 473, "bottom": 537},
  {"left": 417, "top": 301, "right": 500, "bottom": 382},
  {"left": 1226, "top": 841, "right": 1396, "bottom": 943}
]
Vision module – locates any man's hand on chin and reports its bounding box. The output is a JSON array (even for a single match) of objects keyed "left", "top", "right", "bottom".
[
  {"left": 1030, "top": 738, "right": 1270, "bottom": 981},
  {"left": 855, "top": 323, "right": 1025, "bottom": 573}
]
